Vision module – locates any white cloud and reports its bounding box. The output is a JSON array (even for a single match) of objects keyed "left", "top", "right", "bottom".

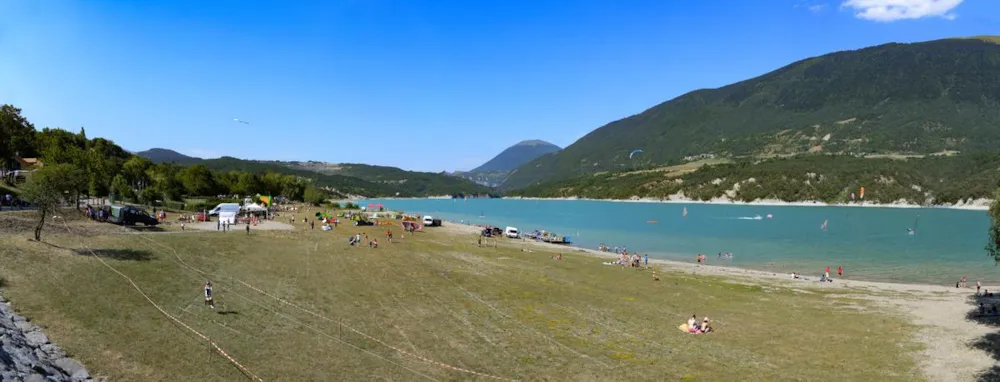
[
  {"left": 841, "top": 0, "right": 963, "bottom": 22},
  {"left": 794, "top": 2, "right": 829, "bottom": 14},
  {"left": 808, "top": 3, "right": 829, "bottom": 13}
]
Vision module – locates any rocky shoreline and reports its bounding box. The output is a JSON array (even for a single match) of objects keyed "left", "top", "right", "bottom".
[{"left": 0, "top": 291, "right": 92, "bottom": 381}]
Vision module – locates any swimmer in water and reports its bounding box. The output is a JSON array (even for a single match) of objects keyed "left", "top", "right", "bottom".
[{"left": 907, "top": 228, "right": 915, "bottom": 235}]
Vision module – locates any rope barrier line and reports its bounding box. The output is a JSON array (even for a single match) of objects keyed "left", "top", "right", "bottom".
[
  {"left": 437, "top": 271, "right": 611, "bottom": 369},
  {"left": 58, "top": 220, "right": 262, "bottom": 381},
  {"left": 129, "top": 233, "right": 438, "bottom": 381},
  {"left": 135, "top": 232, "right": 517, "bottom": 381},
  {"left": 233, "top": 279, "right": 519, "bottom": 382},
  {"left": 225, "top": 287, "right": 440, "bottom": 382}
]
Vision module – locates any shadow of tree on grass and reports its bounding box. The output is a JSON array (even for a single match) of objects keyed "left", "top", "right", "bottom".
[
  {"left": 72, "top": 248, "right": 155, "bottom": 261},
  {"left": 965, "top": 294, "right": 1000, "bottom": 381}
]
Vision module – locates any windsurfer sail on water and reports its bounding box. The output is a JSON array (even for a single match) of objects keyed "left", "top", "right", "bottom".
[{"left": 909, "top": 213, "right": 920, "bottom": 235}]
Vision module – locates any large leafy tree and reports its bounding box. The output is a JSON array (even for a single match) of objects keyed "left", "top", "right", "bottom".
[
  {"left": 122, "top": 156, "right": 153, "bottom": 191},
  {"left": 0, "top": 104, "right": 38, "bottom": 177},
  {"left": 178, "top": 164, "right": 217, "bottom": 196},
  {"left": 303, "top": 186, "right": 327, "bottom": 206},
  {"left": 987, "top": 189, "right": 1000, "bottom": 265},
  {"left": 146, "top": 163, "right": 185, "bottom": 202},
  {"left": 20, "top": 163, "right": 85, "bottom": 241},
  {"left": 110, "top": 174, "right": 134, "bottom": 202}
]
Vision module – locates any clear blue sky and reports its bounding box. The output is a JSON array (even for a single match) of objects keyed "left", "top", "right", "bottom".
[{"left": 1, "top": 0, "right": 997, "bottom": 172}]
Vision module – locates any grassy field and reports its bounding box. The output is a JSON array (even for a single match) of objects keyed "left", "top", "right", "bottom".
[{"left": 0, "top": 209, "right": 922, "bottom": 381}]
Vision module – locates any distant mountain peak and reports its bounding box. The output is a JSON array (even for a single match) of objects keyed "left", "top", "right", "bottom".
[
  {"left": 514, "top": 139, "right": 557, "bottom": 147},
  {"left": 454, "top": 140, "right": 562, "bottom": 187}
]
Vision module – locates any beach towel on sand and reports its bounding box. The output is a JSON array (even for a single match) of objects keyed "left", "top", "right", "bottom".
[{"left": 678, "top": 323, "right": 689, "bottom": 332}]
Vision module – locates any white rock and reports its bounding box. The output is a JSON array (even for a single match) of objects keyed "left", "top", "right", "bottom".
[
  {"left": 54, "top": 357, "right": 89, "bottom": 380},
  {"left": 25, "top": 331, "right": 49, "bottom": 347}
]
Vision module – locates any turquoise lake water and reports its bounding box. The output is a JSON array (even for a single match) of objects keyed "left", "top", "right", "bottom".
[{"left": 362, "top": 198, "right": 997, "bottom": 285}]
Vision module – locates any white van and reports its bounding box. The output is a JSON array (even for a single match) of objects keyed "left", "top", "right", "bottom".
[
  {"left": 504, "top": 226, "right": 519, "bottom": 238},
  {"left": 209, "top": 203, "right": 240, "bottom": 216}
]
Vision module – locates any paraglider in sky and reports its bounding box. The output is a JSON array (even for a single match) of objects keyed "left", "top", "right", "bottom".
[
  {"left": 233, "top": 118, "right": 250, "bottom": 124},
  {"left": 629, "top": 149, "right": 644, "bottom": 159}
]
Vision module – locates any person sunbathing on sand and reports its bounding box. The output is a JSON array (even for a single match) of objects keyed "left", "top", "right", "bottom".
[{"left": 652, "top": 271, "right": 660, "bottom": 281}]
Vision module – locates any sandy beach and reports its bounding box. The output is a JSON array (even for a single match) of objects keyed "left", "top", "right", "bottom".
[
  {"left": 502, "top": 195, "right": 993, "bottom": 211},
  {"left": 437, "top": 220, "right": 1000, "bottom": 381}
]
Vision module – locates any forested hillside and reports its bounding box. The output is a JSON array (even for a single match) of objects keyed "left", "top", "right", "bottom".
[
  {"left": 504, "top": 37, "right": 1000, "bottom": 190},
  {"left": 2, "top": 105, "right": 487, "bottom": 207},
  {"left": 509, "top": 153, "right": 1000, "bottom": 205}
]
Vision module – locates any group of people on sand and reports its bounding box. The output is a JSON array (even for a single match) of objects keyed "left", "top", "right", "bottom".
[
  {"left": 599, "top": 243, "right": 628, "bottom": 254},
  {"left": 612, "top": 251, "right": 648, "bottom": 268}
]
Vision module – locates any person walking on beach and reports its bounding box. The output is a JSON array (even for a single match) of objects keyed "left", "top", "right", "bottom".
[
  {"left": 644, "top": 254, "right": 649, "bottom": 267},
  {"left": 978, "top": 280, "right": 982, "bottom": 295},
  {"left": 824, "top": 266, "right": 830, "bottom": 279},
  {"left": 837, "top": 266, "right": 843, "bottom": 277},
  {"left": 246, "top": 222, "right": 250, "bottom": 236},
  {"left": 962, "top": 276, "right": 968, "bottom": 288}
]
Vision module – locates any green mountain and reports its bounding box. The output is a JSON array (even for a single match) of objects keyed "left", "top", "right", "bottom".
[
  {"left": 280, "top": 161, "right": 493, "bottom": 196},
  {"left": 136, "top": 149, "right": 493, "bottom": 197},
  {"left": 508, "top": 153, "right": 1000, "bottom": 205},
  {"left": 457, "top": 140, "right": 561, "bottom": 187},
  {"left": 135, "top": 148, "right": 201, "bottom": 164},
  {"left": 503, "top": 37, "right": 1000, "bottom": 190}
]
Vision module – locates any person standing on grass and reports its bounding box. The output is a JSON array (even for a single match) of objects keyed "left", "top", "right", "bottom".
[
  {"left": 246, "top": 222, "right": 250, "bottom": 236},
  {"left": 204, "top": 281, "right": 215, "bottom": 309}
]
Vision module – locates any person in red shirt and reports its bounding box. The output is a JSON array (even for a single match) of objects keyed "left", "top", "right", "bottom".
[
  {"left": 837, "top": 266, "right": 843, "bottom": 277},
  {"left": 824, "top": 266, "right": 830, "bottom": 279}
]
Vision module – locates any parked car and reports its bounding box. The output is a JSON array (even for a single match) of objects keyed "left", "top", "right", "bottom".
[
  {"left": 504, "top": 226, "right": 519, "bottom": 238},
  {"left": 107, "top": 205, "right": 159, "bottom": 226}
]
